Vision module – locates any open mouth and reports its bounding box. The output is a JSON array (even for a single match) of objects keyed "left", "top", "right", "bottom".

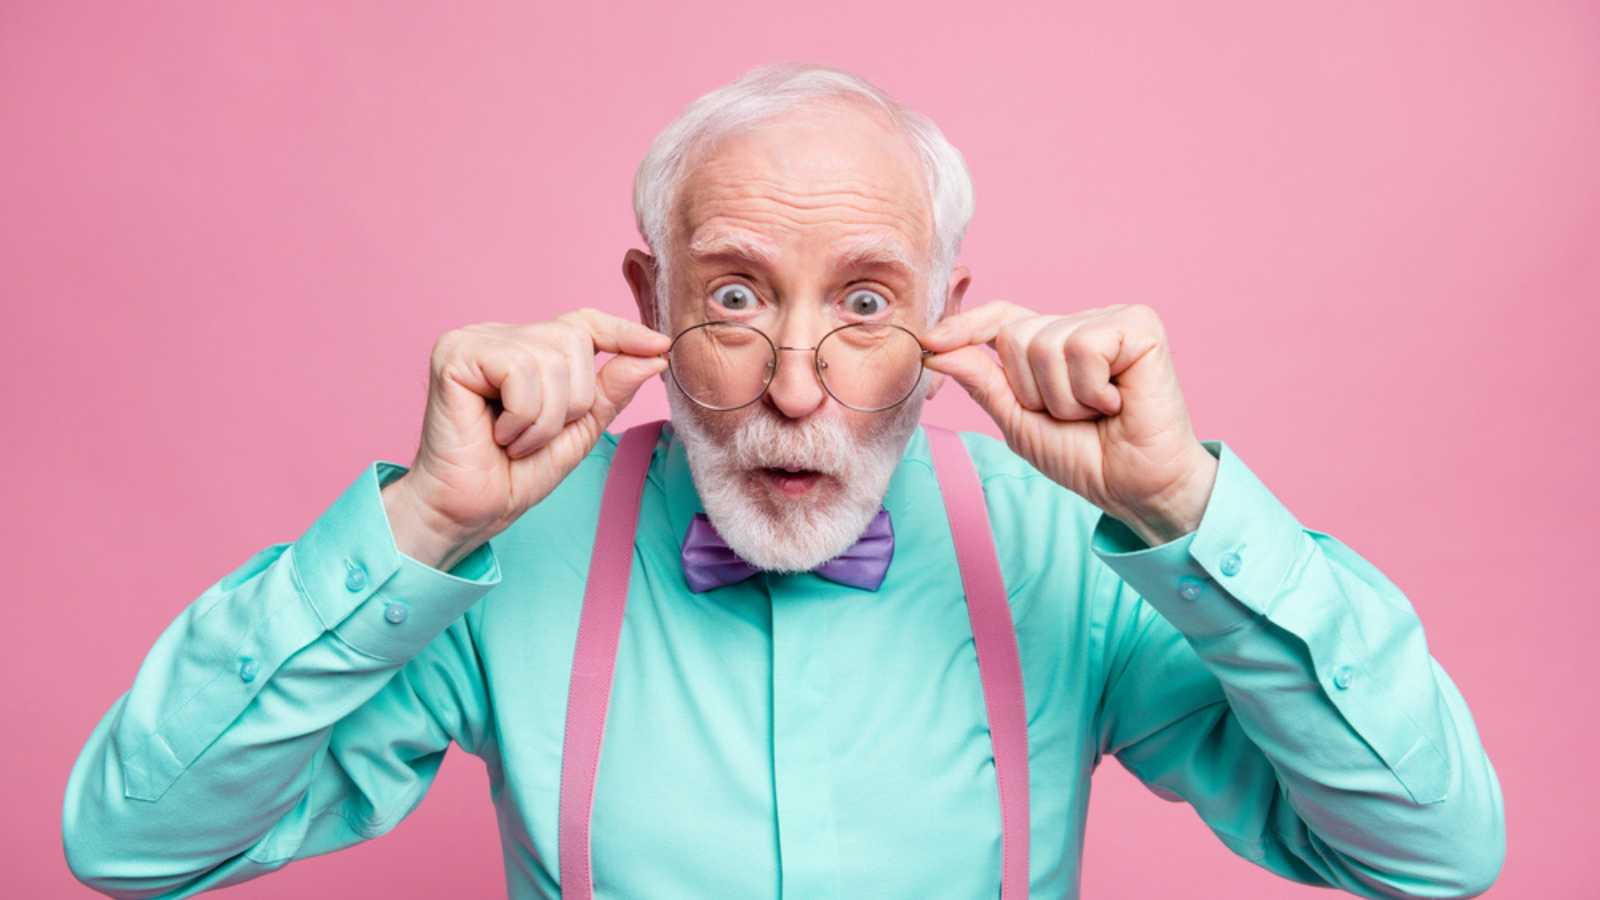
[{"left": 755, "top": 465, "right": 827, "bottom": 497}]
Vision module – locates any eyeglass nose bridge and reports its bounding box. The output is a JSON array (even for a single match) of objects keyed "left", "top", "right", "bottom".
[
  {"left": 668, "top": 321, "right": 932, "bottom": 412},
  {"left": 772, "top": 344, "right": 937, "bottom": 372},
  {"left": 773, "top": 343, "right": 826, "bottom": 373}
]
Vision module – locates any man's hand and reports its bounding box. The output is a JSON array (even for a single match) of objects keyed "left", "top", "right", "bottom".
[
  {"left": 383, "top": 308, "right": 670, "bottom": 569},
  {"left": 922, "top": 301, "right": 1219, "bottom": 546}
]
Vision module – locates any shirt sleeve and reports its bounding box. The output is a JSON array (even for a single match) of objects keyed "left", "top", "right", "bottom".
[
  {"left": 62, "top": 460, "right": 503, "bottom": 898},
  {"left": 1088, "top": 439, "right": 1506, "bottom": 898}
]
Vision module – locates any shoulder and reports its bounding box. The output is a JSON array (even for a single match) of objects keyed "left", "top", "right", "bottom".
[
  {"left": 949, "top": 428, "right": 1048, "bottom": 483},
  {"left": 930, "top": 428, "right": 1139, "bottom": 692},
  {"left": 935, "top": 427, "right": 1098, "bottom": 528},
  {"left": 489, "top": 429, "right": 622, "bottom": 560},
  {"left": 929, "top": 427, "right": 1105, "bottom": 593}
]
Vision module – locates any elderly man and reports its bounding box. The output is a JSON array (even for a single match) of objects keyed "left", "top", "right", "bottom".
[{"left": 64, "top": 63, "right": 1504, "bottom": 899}]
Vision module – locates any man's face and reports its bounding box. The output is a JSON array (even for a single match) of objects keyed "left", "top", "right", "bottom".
[{"left": 631, "top": 100, "right": 956, "bottom": 572}]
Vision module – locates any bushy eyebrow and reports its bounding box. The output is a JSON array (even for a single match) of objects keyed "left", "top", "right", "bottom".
[
  {"left": 828, "top": 232, "right": 918, "bottom": 283},
  {"left": 686, "top": 230, "right": 783, "bottom": 267},
  {"left": 686, "top": 228, "right": 918, "bottom": 285}
]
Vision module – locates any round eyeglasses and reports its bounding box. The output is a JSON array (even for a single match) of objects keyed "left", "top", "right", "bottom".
[{"left": 665, "top": 320, "right": 933, "bottom": 412}]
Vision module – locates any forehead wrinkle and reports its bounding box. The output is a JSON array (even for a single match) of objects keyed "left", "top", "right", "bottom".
[
  {"left": 682, "top": 203, "right": 929, "bottom": 267},
  {"left": 707, "top": 172, "right": 916, "bottom": 207},
  {"left": 686, "top": 219, "right": 921, "bottom": 288},
  {"left": 693, "top": 178, "right": 929, "bottom": 236},
  {"left": 683, "top": 160, "right": 933, "bottom": 237}
]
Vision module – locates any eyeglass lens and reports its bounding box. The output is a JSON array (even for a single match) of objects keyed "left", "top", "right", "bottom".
[{"left": 667, "top": 322, "right": 924, "bottom": 411}]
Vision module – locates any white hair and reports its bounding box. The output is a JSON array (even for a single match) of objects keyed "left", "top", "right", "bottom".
[{"left": 632, "top": 62, "right": 976, "bottom": 329}]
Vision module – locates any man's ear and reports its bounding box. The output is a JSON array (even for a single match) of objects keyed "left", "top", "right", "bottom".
[
  {"left": 941, "top": 263, "right": 972, "bottom": 324},
  {"left": 622, "top": 248, "right": 660, "bottom": 331},
  {"left": 924, "top": 263, "right": 972, "bottom": 401}
]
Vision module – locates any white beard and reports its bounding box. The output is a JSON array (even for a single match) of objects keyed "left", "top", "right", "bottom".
[{"left": 667, "top": 384, "right": 927, "bottom": 573}]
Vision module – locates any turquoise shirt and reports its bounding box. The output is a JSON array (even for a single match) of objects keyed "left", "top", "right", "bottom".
[{"left": 63, "top": 423, "right": 1505, "bottom": 898}]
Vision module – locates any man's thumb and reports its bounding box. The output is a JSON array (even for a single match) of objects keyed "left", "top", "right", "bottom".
[
  {"left": 923, "top": 346, "right": 1021, "bottom": 425},
  {"left": 594, "top": 354, "right": 668, "bottom": 428}
]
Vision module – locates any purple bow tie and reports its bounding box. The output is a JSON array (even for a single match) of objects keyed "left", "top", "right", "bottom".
[{"left": 680, "top": 507, "right": 895, "bottom": 593}]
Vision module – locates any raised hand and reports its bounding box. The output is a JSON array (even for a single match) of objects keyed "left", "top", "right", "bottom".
[
  {"left": 383, "top": 308, "right": 670, "bottom": 568},
  {"left": 922, "top": 301, "right": 1218, "bottom": 545}
]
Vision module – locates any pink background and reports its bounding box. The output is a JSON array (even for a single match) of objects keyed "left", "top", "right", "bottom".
[{"left": 4, "top": 2, "right": 1594, "bottom": 897}]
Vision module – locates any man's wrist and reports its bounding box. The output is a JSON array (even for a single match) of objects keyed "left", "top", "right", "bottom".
[
  {"left": 1114, "top": 445, "right": 1221, "bottom": 547},
  {"left": 381, "top": 475, "right": 485, "bottom": 571}
]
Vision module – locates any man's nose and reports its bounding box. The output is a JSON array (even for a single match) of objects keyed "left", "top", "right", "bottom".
[{"left": 764, "top": 322, "right": 828, "bottom": 420}]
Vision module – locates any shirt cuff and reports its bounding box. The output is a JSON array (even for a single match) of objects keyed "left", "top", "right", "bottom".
[
  {"left": 291, "top": 460, "right": 502, "bottom": 662},
  {"left": 1090, "top": 439, "right": 1306, "bottom": 637}
]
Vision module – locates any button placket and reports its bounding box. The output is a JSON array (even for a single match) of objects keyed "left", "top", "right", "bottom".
[{"left": 768, "top": 578, "right": 842, "bottom": 896}]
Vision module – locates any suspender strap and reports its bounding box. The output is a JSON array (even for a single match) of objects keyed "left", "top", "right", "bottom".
[
  {"left": 925, "top": 424, "right": 1032, "bottom": 900},
  {"left": 558, "top": 419, "right": 664, "bottom": 900},
  {"left": 560, "top": 420, "right": 1030, "bottom": 898}
]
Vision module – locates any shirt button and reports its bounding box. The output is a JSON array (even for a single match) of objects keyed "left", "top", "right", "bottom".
[
  {"left": 1219, "top": 551, "right": 1243, "bottom": 577},
  {"left": 344, "top": 558, "right": 369, "bottom": 592},
  {"left": 1333, "top": 664, "right": 1354, "bottom": 690},
  {"left": 239, "top": 657, "right": 259, "bottom": 683},
  {"left": 1178, "top": 577, "right": 1204, "bottom": 601},
  {"left": 384, "top": 601, "right": 409, "bottom": 625}
]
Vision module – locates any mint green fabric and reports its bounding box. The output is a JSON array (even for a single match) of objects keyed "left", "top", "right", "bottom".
[{"left": 63, "top": 423, "right": 1504, "bottom": 899}]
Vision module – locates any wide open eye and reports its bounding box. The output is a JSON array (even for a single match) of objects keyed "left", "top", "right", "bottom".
[
  {"left": 712, "top": 283, "right": 758, "bottom": 312},
  {"left": 843, "top": 288, "right": 888, "bottom": 317}
]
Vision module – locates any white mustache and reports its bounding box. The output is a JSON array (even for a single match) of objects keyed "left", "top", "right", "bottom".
[
  {"left": 728, "top": 413, "right": 857, "bottom": 477},
  {"left": 667, "top": 378, "right": 925, "bottom": 573}
]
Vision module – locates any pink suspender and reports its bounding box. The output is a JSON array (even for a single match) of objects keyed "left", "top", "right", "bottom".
[
  {"left": 924, "top": 424, "right": 1032, "bottom": 898},
  {"left": 559, "top": 419, "right": 1031, "bottom": 899},
  {"left": 558, "top": 419, "right": 664, "bottom": 900}
]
